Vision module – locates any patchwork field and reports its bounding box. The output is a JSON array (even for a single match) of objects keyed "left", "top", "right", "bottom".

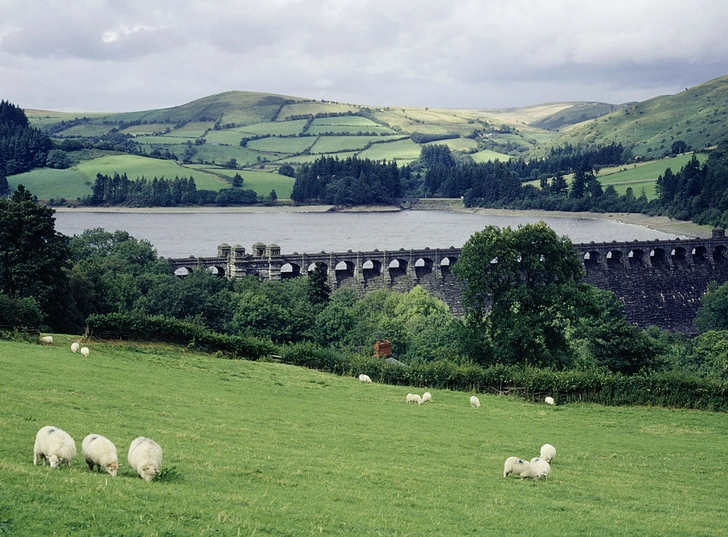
[{"left": 1, "top": 337, "right": 726, "bottom": 536}]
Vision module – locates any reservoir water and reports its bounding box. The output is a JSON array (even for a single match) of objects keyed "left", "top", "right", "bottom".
[{"left": 53, "top": 209, "right": 684, "bottom": 259}]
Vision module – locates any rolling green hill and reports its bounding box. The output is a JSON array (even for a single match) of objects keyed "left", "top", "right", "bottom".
[
  {"left": 553, "top": 75, "right": 728, "bottom": 158},
  {"left": 14, "top": 73, "right": 728, "bottom": 202},
  {"left": 2, "top": 337, "right": 727, "bottom": 535}
]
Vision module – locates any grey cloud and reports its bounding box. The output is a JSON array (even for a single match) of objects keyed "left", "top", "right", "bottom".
[{"left": 1, "top": 0, "right": 728, "bottom": 112}]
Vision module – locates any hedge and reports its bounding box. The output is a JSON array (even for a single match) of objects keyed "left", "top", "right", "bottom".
[
  {"left": 85, "top": 312, "right": 275, "bottom": 361},
  {"left": 279, "top": 342, "right": 728, "bottom": 412}
]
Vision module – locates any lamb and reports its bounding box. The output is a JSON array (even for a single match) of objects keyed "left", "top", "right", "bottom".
[
  {"left": 358, "top": 374, "right": 372, "bottom": 383},
  {"left": 80, "top": 346, "right": 90, "bottom": 357},
  {"left": 82, "top": 434, "right": 120, "bottom": 476},
  {"left": 71, "top": 342, "right": 80, "bottom": 353},
  {"left": 503, "top": 456, "right": 540, "bottom": 479},
  {"left": 530, "top": 457, "right": 551, "bottom": 480},
  {"left": 470, "top": 395, "right": 481, "bottom": 408},
  {"left": 540, "top": 443, "right": 556, "bottom": 464},
  {"left": 34, "top": 426, "right": 76, "bottom": 468},
  {"left": 406, "top": 393, "right": 422, "bottom": 404},
  {"left": 544, "top": 396, "right": 555, "bottom": 405},
  {"left": 422, "top": 392, "right": 432, "bottom": 403},
  {"left": 128, "top": 437, "right": 162, "bottom": 481},
  {"left": 39, "top": 335, "right": 53, "bottom": 345}
]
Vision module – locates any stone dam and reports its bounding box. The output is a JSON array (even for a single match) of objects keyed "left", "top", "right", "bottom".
[{"left": 168, "top": 229, "right": 728, "bottom": 334}]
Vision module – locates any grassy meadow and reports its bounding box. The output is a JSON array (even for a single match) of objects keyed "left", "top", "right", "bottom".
[{"left": 1, "top": 337, "right": 727, "bottom": 536}]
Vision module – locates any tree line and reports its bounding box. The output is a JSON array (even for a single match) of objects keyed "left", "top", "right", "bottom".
[
  {"left": 0, "top": 100, "right": 53, "bottom": 195},
  {"left": 82, "top": 173, "right": 259, "bottom": 207}
]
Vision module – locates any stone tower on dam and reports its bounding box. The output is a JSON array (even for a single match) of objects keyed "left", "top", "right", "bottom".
[{"left": 168, "top": 229, "right": 728, "bottom": 334}]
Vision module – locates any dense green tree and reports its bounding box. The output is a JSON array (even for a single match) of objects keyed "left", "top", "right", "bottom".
[
  {"left": 278, "top": 164, "right": 295, "bottom": 177},
  {"left": 133, "top": 269, "right": 235, "bottom": 333},
  {"left": 694, "top": 281, "right": 728, "bottom": 332},
  {"left": 572, "top": 287, "right": 661, "bottom": 374},
  {"left": 452, "top": 222, "right": 587, "bottom": 368},
  {"left": 45, "top": 149, "right": 71, "bottom": 169},
  {"left": 0, "top": 189, "right": 80, "bottom": 331},
  {"left": 307, "top": 262, "right": 331, "bottom": 307},
  {"left": 68, "top": 228, "right": 169, "bottom": 316}
]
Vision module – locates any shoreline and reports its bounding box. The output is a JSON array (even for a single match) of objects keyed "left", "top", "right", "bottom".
[{"left": 53, "top": 204, "right": 713, "bottom": 239}]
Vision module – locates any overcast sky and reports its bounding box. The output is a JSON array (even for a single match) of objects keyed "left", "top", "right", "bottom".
[{"left": 2, "top": 0, "right": 728, "bottom": 113}]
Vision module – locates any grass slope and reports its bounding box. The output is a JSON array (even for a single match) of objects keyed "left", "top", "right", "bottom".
[
  {"left": 1, "top": 338, "right": 727, "bottom": 536},
  {"left": 555, "top": 75, "right": 728, "bottom": 158}
]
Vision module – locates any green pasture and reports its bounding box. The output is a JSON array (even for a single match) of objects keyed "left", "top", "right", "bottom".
[
  {"left": 471, "top": 149, "right": 513, "bottom": 163},
  {"left": 192, "top": 144, "right": 273, "bottom": 167},
  {"left": 308, "top": 125, "right": 397, "bottom": 135},
  {"left": 8, "top": 168, "right": 92, "bottom": 201},
  {"left": 51, "top": 123, "right": 116, "bottom": 138},
  {"left": 357, "top": 138, "right": 422, "bottom": 162},
  {"left": 278, "top": 102, "right": 360, "bottom": 120},
  {"left": 424, "top": 138, "right": 479, "bottom": 153},
  {"left": 596, "top": 153, "right": 709, "bottom": 199},
  {"left": 121, "top": 124, "right": 173, "bottom": 136},
  {"left": 311, "top": 116, "right": 382, "bottom": 127},
  {"left": 202, "top": 129, "right": 248, "bottom": 146},
  {"left": 237, "top": 119, "right": 308, "bottom": 136},
  {"left": 1, "top": 338, "right": 727, "bottom": 536},
  {"left": 309, "top": 135, "right": 396, "bottom": 154},
  {"left": 191, "top": 167, "right": 295, "bottom": 198},
  {"left": 134, "top": 135, "right": 195, "bottom": 145},
  {"left": 74, "top": 155, "right": 229, "bottom": 191},
  {"left": 246, "top": 136, "right": 317, "bottom": 154},
  {"left": 165, "top": 121, "right": 212, "bottom": 138}
]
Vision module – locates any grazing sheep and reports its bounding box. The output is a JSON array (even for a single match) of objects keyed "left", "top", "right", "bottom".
[
  {"left": 470, "top": 395, "right": 481, "bottom": 408},
  {"left": 82, "top": 434, "right": 119, "bottom": 476},
  {"left": 71, "top": 342, "right": 80, "bottom": 353},
  {"left": 406, "top": 393, "right": 422, "bottom": 404},
  {"left": 39, "top": 335, "right": 53, "bottom": 345},
  {"left": 530, "top": 457, "right": 551, "bottom": 480},
  {"left": 540, "top": 443, "right": 556, "bottom": 464},
  {"left": 128, "top": 437, "right": 162, "bottom": 481},
  {"left": 503, "top": 456, "right": 540, "bottom": 479},
  {"left": 544, "top": 396, "right": 555, "bottom": 405},
  {"left": 358, "top": 374, "right": 372, "bottom": 383},
  {"left": 34, "top": 426, "right": 76, "bottom": 468},
  {"left": 80, "top": 346, "right": 90, "bottom": 357},
  {"left": 422, "top": 392, "right": 432, "bottom": 403}
]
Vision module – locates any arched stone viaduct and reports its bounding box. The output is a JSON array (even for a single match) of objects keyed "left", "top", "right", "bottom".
[{"left": 167, "top": 229, "right": 728, "bottom": 334}]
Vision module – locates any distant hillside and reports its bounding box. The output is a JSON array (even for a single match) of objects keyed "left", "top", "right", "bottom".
[
  {"left": 530, "top": 102, "right": 627, "bottom": 130},
  {"left": 553, "top": 75, "right": 728, "bottom": 158}
]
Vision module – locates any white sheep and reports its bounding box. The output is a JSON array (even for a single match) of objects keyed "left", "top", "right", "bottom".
[
  {"left": 34, "top": 426, "right": 76, "bottom": 468},
  {"left": 128, "top": 437, "right": 163, "bottom": 481},
  {"left": 358, "top": 374, "right": 372, "bottom": 383},
  {"left": 71, "top": 342, "right": 80, "bottom": 353},
  {"left": 82, "top": 434, "right": 120, "bottom": 476},
  {"left": 80, "top": 346, "right": 90, "bottom": 357},
  {"left": 503, "top": 456, "right": 540, "bottom": 479},
  {"left": 530, "top": 457, "right": 551, "bottom": 480},
  {"left": 544, "top": 396, "right": 555, "bottom": 405},
  {"left": 470, "top": 395, "right": 481, "bottom": 408},
  {"left": 39, "top": 335, "right": 53, "bottom": 345},
  {"left": 540, "top": 443, "right": 556, "bottom": 464},
  {"left": 406, "top": 393, "right": 422, "bottom": 404},
  {"left": 422, "top": 392, "right": 432, "bottom": 403}
]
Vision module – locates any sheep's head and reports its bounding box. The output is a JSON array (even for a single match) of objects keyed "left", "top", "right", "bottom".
[
  {"left": 141, "top": 465, "right": 159, "bottom": 481},
  {"left": 48, "top": 455, "right": 62, "bottom": 468},
  {"left": 106, "top": 462, "right": 120, "bottom": 477}
]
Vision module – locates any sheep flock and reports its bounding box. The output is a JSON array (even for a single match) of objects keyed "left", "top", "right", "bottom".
[{"left": 34, "top": 426, "right": 162, "bottom": 481}]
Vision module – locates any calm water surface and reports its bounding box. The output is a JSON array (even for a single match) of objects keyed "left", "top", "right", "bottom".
[{"left": 54, "top": 210, "right": 684, "bottom": 258}]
